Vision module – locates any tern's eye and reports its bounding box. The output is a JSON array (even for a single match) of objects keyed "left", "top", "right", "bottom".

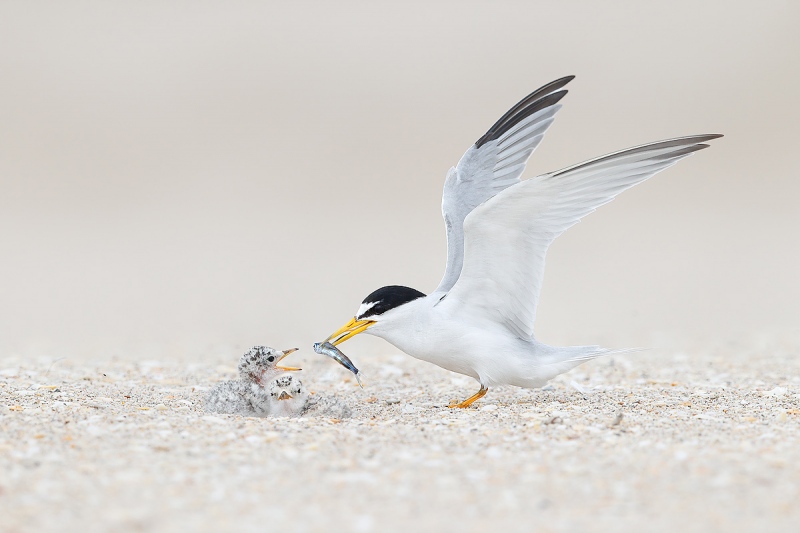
[{"left": 267, "top": 356, "right": 275, "bottom": 362}]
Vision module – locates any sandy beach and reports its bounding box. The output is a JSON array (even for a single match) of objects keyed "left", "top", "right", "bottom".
[{"left": 2, "top": 342, "right": 799, "bottom": 533}]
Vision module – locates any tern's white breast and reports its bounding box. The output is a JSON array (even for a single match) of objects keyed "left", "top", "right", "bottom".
[{"left": 365, "top": 294, "right": 568, "bottom": 388}]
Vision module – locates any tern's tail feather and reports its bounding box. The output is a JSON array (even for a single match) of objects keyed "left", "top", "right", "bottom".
[
  {"left": 540, "top": 345, "right": 646, "bottom": 374},
  {"left": 560, "top": 346, "right": 646, "bottom": 365}
]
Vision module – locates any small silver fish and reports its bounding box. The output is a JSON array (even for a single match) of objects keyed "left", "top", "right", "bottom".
[{"left": 313, "top": 341, "right": 364, "bottom": 388}]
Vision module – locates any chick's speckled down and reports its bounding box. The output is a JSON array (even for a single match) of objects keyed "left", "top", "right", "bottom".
[{"left": 205, "top": 380, "right": 273, "bottom": 416}]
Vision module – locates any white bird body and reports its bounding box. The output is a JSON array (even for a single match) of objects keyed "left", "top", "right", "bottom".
[
  {"left": 368, "top": 292, "right": 597, "bottom": 389},
  {"left": 324, "top": 76, "right": 721, "bottom": 407}
]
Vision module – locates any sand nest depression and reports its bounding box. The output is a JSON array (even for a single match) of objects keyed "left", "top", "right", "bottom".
[{"left": 1, "top": 344, "right": 799, "bottom": 533}]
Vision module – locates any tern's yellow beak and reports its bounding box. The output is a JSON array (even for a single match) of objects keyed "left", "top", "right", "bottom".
[
  {"left": 325, "top": 317, "right": 375, "bottom": 346},
  {"left": 276, "top": 348, "right": 301, "bottom": 371}
]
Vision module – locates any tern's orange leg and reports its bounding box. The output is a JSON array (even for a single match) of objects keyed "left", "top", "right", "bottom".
[{"left": 448, "top": 385, "right": 488, "bottom": 408}]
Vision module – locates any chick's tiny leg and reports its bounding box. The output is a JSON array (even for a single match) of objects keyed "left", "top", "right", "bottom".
[{"left": 448, "top": 385, "right": 488, "bottom": 408}]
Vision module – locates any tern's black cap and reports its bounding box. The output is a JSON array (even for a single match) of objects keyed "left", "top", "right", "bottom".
[{"left": 358, "top": 285, "right": 425, "bottom": 318}]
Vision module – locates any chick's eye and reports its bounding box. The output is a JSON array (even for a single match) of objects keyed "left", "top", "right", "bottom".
[{"left": 267, "top": 356, "right": 275, "bottom": 362}]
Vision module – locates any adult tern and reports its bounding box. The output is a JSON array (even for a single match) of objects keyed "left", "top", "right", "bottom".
[{"left": 324, "top": 76, "right": 721, "bottom": 407}]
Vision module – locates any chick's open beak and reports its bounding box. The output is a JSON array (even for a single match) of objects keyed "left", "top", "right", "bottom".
[
  {"left": 325, "top": 317, "right": 375, "bottom": 346},
  {"left": 276, "top": 348, "right": 301, "bottom": 371},
  {"left": 278, "top": 390, "right": 293, "bottom": 401}
]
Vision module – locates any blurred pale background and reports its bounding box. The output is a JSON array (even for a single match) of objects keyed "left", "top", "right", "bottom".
[{"left": 1, "top": 1, "right": 798, "bottom": 361}]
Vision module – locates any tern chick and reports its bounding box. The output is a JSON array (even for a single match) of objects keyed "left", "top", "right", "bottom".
[
  {"left": 265, "top": 373, "right": 309, "bottom": 417},
  {"left": 205, "top": 346, "right": 299, "bottom": 416}
]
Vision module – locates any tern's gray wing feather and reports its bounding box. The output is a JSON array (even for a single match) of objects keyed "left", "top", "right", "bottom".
[
  {"left": 445, "top": 134, "right": 723, "bottom": 340},
  {"left": 435, "top": 76, "right": 574, "bottom": 294}
]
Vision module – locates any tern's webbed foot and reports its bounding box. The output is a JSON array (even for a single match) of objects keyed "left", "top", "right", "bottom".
[{"left": 448, "top": 385, "right": 488, "bottom": 408}]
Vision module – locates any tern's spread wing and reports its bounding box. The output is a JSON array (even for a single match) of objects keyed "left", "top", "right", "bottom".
[
  {"left": 445, "top": 134, "right": 723, "bottom": 339},
  {"left": 435, "top": 76, "right": 574, "bottom": 293}
]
